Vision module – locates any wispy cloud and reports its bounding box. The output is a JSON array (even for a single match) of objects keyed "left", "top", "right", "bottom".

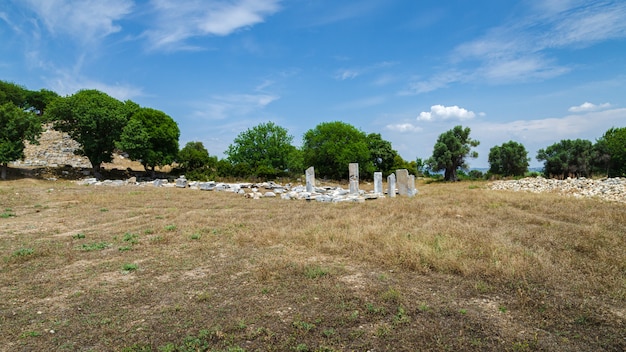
[
  {"left": 417, "top": 105, "right": 478, "bottom": 122},
  {"left": 334, "top": 61, "right": 396, "bottom": 81},
  {"left": 47, "top": 72, "right": 144, "bottom": 101},
  {"left": 193, "top": 93, "right": 279, "bottom": 120},
  {"left": 568, "top": 101, "right": 611, "bottom": 112},
  {"left": 405, "top": 1, "right": 626, "bottom": 94},
  {"left": 22, "top": 0, "right": 133, "bottom": 42},
  {"left": 143, "top": 0, "right": 282, "bottom": 51}
]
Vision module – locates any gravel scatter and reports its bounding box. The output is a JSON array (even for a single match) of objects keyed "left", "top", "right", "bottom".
[{"left": 488, "top": 177, "right": 626, "bottom": 203}]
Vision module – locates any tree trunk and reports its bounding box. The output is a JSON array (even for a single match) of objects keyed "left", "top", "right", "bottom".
[
  {"left": 93, "top": 164, "right": 103, "bottom": 180},
  {"left": 1, "top": 163, "right": 7, "bottom": 180},
  {"left": 444, "top": 168, "right": 458, "bottom": 182}
]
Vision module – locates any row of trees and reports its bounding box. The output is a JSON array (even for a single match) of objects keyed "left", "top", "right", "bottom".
[{"left": 2, "top": 80, "right": 625, "bottom": 181}]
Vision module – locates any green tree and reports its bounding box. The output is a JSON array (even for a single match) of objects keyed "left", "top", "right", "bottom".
[
  {"left": 177, "top": 141, "right": 218, "bottom": 181},
  {"left": 26, "top": 89, "right": 59, "bottom": 116},
  {"left": 0, "top": 80, "right": 28, "bottom": 108},
  {"left": 595, "top": 127, "right": 626, "bottom": 177},
  {"left": 367, "top": 133, "right": 398, "bottom": 176},
  {"left": 488, "top": 141, "right": 529, "bottom": 177},
  {"left": 302, "top": 121, "right": 371, "bottom": 180},
  {"left": 426, "top": 125, "right": 479, "bottom": 181},
  {"left": 0, "top": 103, "right": 42, "bottom": 179},
  {"left": 536, "top": 139, "right": 594, "bottom": 178},
  {"left": 226, "top": 121, "right": 298, "bottom": 178},
  {"left": 117, "top": 107, "right": 180, "bottom": 177},
  {"left": 46, "top": 89, "right": 135, "bottom": 179}
]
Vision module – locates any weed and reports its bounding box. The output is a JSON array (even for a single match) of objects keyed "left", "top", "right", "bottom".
[
  {"left": 118, "top": 246, "right": 133, "bottom": 252},
  {"left": 77, "top": 242, "right": 110, "bottom": 251},
  {"left": 123, "top": 232, "right": 139, "bottom": 244},
  {"left": 190, "top": 233, "right": 201, "bottom": 240},
  {"left": 459, "top": 309, "right": 467, "bottom": 315},
  {"left": 144, "top": 229, "right": 154, "bottom": 235},
  {"left": 293, "top": 320, "right": 315, "bottom": 332},
  {"left": 393, "top": 306, "right": 411, "bottom": 325},
  {"left": 381, "top": 286, "right": 402, "bottom": 303},
  {"left": 100, "top": 208, "right": 109, "bottom": 212},
  {"left": 13, "top": 248, "right": 34, "bottom": 257},
  {"left": 499, "top": 306, "right": 507, "bottom": 313},
  {"left": 418, "top": 303, "right": 430, "bottom": 312},
  {"left": 72, "top": 233, "right": 86, "bottom": 239},
  {"left": 294, "top": 344, "right": 309, "bottom": 352},
  {"left": 365, "top": 303, "right": 385, "bottom": 315},
  {"left": 0, "top": 211, "right": 16, "bottom": 218},
  {"left": 164, "top": 224, "right": 177, "bottom": 231},
  {"left": 322, "top": 328, "right": 335, "bottom": 338},
  {"left": 19, "top": 331, "right": 41, "bottom": 338},
  {"left": 122, "top": 263, "right": 138, "bottom": 272}
]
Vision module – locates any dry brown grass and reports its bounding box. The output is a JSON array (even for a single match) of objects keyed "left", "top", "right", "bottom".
[{"left": 1, "top": 179, "right": 624, "bottom": 351}]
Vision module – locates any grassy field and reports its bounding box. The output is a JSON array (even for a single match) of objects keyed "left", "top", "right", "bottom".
[{"left": 0, "top": 178, "right": 624, "bottom": 351}]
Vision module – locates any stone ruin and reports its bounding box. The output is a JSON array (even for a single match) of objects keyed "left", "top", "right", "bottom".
[{"left": 77, "top": 164, "right": 418, "bottom": 203}]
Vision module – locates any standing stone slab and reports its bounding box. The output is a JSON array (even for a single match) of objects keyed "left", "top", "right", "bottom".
[
  {"left": 349, "top": 163, "right": 359, "bottom": 194},
  {"left": 305, "top": 166, "right": 315, "bottom": 193},
  {"left": 408, "top": 175, "right": 417, "bottom": 196},
  {"left": 374, "top": 172, "right": 383, "bottom": 194},
  {"left": 387, "top": 173, "right": 396, "bottom": 198},
  {"left": 396, "top": 169, "right": 409, "bottom": 196}
]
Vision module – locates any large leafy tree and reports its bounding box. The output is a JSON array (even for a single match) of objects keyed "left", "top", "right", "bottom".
[
  {"left": 0, "top": 102, "right": 42, "bottom": 179},
  {"left": 367, "top": 133, "right": 399, "bottom": 177},
  {"left": 595, "top": 127, "right": 626, "bottom": 177},
  {"left": 0, "top": 80, "right": 28, "bottom": 108},
  {"left": 536, "top": 139, "right": 594, "bottom": 178},
  {"left": 47, "top": 89, "right": 136, "bottom": 179},
  {"left": 302, "top": 121, "right": 372, "bottom": 180},
  {"left": 226, "top": 121, "right": 299, "bottom": 178},
  {"left": 117, "top": 107, "right": 180, "bottom": 177},
  {"left": 488, "top": 140, "right": 529, "bottom": 177},
  {"left": 177, "top": 141, "right": 218, "bottom": 181},
  {"left": 427, "top": 125, "right": 479, "bottom": 181}
]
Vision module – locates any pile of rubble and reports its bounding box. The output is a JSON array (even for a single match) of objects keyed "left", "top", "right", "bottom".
[
  {"left": 77, "top": 177, "right": 386, "bottom": 203},
  {"left": 488, "top": 177, "right": 626, "bottom": 203}
]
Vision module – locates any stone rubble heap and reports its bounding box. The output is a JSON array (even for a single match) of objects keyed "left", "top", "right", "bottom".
[
  {"left": 10, "top": 124, "right": 92, "bottom": 168},
  {"left": 488, "top": 177, "right": 626, "bottom": 203},
  {"left": 75, "top": 166, "right": 419, "bottom": 203}
]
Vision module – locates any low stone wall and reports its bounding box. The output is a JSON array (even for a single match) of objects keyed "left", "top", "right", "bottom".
[{"left": 489, "top": 177, "right": 626, "bottom": 203}]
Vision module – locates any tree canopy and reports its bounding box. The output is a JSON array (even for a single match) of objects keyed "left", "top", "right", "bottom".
[
  {"left": 177, "top": 141, "right": 218, "bottom": 181},
  {"left": 536, "top": 139, "right": 595, "bottom": 178},
  {"left": 488, "top": 140, "right": 529, "bottom": 177},
  {"left": 226, "top": 121, "right": 301, "bottom": 178},
  {"left": 426, "top": 125, "right": 479, "bottom": 181},
  {"left": 0, "top": 102, "right": 42, "bottom": 179},
  {"left": 117, "top": 107, "right": 180, "bottom": 177},
  {"left": 367, "top": 133, "right": 399, "bottom": 177},
  {"left": 595, "top": 127, "right": 626, "bottom": 177},
  {"left": 47, "top": 89, "right": 136, "bottom": 179},
  {"left": 302, "top": 121, "right": 372, "bottom": 180}
]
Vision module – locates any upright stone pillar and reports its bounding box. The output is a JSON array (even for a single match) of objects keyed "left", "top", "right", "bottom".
[
  {"left": 387, "top": 173, "right": 396, "bottom": 198},
  {"left": 305, "top": 167, "right": 315, "bottom": 193},
  {"left": 349, "top": 163, "right": 359, "bottom": 194},
  {"left": 408, "top": 175, "right": 417, "bottom": 197},
  {"left": 374, "top": 172, "right": 383, "bottom": 195},
  {"left": 396, "top": 169, "right": 409, "bottom": 196}
]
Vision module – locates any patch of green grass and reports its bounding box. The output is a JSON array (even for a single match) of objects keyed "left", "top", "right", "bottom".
[
  {"left": 118, "top": 246, "right": 133, "bottom": 252},
  {"left": 190, "top": 233, "right": 201, "bottom": 240},
  {"left": 77, "top": 242, "right": 110, "bottom": 251},
  {"left": 13, "top": 248, "right": 34, "bottom": 257},
  {"left": 144, "top": 229, "right": 154, "bottom": 235},
  {"left": 164, "top": 224, "right": 177, "bottom": 231},
  {"left": 72, "top": 233, "right": 86, "bottom": 239},
  {"left": 293, "top": 320, "right": 316, "bottom": 332},
  {"left": 381, "top": 286, "right": 402, "bottom": 303},
  {"left": 1, "top": 209, "right": 16, "bottom": 218},
  {"left": 122, "top": 263, "right": 138, "bottom": 272},
  {"left": 100, "top": 208, "right": 109, "bottom": 212},
  {"left": 322, "top": 328, "right": 335, "bottom": 338},
  {"left": 418, "top": 303, "right": 430, "bottom": 312},
  {"left": 393, "top": 306, "right": 411, "bottom": 325},
  {"left": 19, "top": 331, "right": 41, "bottom": 338},
  {"left": 365, "top": 303, "right": 385, "bottom": 315},
  {"left": 459, "top": 308, "right": 467, "bottom": 315},
  {"left": 499, "top": 306, "right": 507, "bottom": 313},
  {"left": 304, "top": 265, "right": 329, "bottom": 279}
]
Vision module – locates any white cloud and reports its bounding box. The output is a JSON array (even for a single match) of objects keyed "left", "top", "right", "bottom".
[
  {"left": 144, "top": 0, "right": 281, "bottom": 51},
  {"left": 22, "top": 0, "right": 133, "bottom": 42},
  {"left": 335, "top": 69, "right": 359, "bottom": 80},
  {"left": 417, "top": 105, "right": 477, "bottom": 121},
  {"left": 568, "top": 101, "right": 611, "bottom": 113},
  {"left": 385, "top": 123, "right": 423, "bottom": 133},
  {"left": 47, "top": 73, "right": 144, "bottom": 101}
]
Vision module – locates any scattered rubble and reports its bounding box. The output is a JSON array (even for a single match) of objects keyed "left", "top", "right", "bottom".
[{"left": 489, "top": 177, "right": 626, "bottom": 203}]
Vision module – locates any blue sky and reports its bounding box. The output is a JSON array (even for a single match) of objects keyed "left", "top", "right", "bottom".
[{"left": 2, "top": 0, "right": 626, "bottom": 168}]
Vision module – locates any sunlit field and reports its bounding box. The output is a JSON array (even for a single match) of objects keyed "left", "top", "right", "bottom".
[{"left": 1, "top": 178, "right": 624, "bottom": 351}]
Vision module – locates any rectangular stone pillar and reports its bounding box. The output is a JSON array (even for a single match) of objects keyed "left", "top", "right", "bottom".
[
  {"left": 408, "top": 175, "right": 417, "bottom": 197},
  {"left": 305, "top": 166, "right": 315, "bottom": 193},
  {"left": 349, "top": 163, "right": 359, "bottom": 194},
  {"left": 374, "top": 172, "right": 383, "bottom": 194},
  {"left": 396, "top": 169, "right": 409, "bottom": 196},
  {"left": 387, "top": 173, "right": 396, "bottom": 198}
]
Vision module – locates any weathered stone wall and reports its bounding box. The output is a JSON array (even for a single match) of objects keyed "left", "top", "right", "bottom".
[{"left": 9, "top": 124, "right": 92, "bottom": 168}]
